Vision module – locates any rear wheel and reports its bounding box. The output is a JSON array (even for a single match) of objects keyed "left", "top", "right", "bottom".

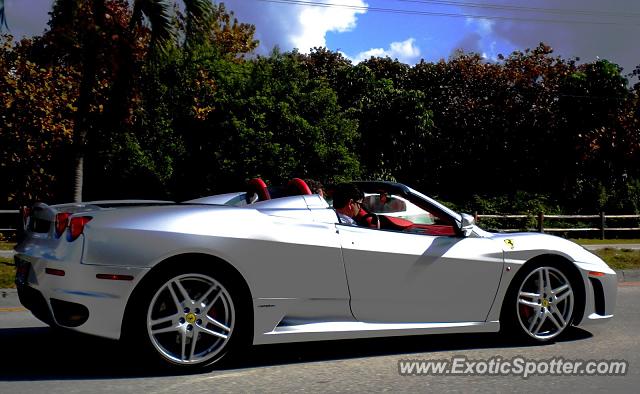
[
  {"left": 129, "top": 267, "right": 248, "bottom": 370},
  {"left": 503, "top": 263, "right": 576, "bottom": 342}
]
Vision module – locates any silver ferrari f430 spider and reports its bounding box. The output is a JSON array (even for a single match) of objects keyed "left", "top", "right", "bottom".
[{"left": 14, "top": 180, "right": 617, "bottom": 370}]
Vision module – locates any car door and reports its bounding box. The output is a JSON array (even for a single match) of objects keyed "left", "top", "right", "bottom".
[{"left": 337, "top": 225, "right": 504, "bottom": 323}]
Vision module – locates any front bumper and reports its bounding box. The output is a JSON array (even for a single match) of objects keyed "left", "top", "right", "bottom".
[
  {"left": 15, "top": 253, "right": 150, "bottom": 340},
  {"left": 574, "top": 264, "right": 617, "bottom": 326}
]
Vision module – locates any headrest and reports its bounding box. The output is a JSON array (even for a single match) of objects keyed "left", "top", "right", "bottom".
[
  {"left": 246, "top": 178, "right": 271, "bottom": 203},
  {"left": 287, "top": 178, "right": 312, "bottom": 195}
]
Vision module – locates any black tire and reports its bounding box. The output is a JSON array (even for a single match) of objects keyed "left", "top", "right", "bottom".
[
  {"left": 124, "top": 263, "right": 251, "bottom": 371},
  {"left": 501, "top": 260, "right": 577, "bottom": 343}
]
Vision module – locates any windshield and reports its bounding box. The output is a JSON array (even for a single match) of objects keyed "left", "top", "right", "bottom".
[{"left": 407, "top": 187, "right": 461, "bottom": 224}]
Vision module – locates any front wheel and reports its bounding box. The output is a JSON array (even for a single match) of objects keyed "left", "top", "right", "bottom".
[
  {"left": 503, "top": 264, "right": 576, "bottom": 342},
  {"left": 129, "top": 268, "right": 248, "bottom": 370}
]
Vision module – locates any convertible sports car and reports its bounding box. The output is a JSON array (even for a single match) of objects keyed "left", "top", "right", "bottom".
[{"left": 14, "top": 180, "right": 617, "bottom": 370}]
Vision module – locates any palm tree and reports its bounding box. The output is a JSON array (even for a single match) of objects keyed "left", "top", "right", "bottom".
[
  {"left": 61, "top": 0, "right": 212, "bottom": 202},
  {"left": 0, "top": 0, "right": 211, "bottom": 201},
  {"left": 0, "top": 0, "right": 7, "bottom": 31}
]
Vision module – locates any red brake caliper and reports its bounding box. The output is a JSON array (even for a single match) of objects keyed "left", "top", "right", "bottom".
[{"left": 519, "top": 304, "right": 532, "bottom": 319}]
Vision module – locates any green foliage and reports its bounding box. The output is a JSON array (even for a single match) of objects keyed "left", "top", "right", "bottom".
[
  {"left": 170, "top": 50, "right": 361, "bottom": 198},
  {"left": 0, "top": 258, "right": 16, "bottom": 289},
  {"left": 0, "top": 35, "right": 77, "bottom": 206},
  {"left": 0, "top": 1, "right": 639, "bottom": 215},
  {"left": 465, "top": 192, "right": 560, "bottom": 230}
]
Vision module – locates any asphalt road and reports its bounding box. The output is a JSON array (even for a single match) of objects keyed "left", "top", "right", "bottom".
[{"left": 0, "top": 283, "right": 638, "bottom": 393}]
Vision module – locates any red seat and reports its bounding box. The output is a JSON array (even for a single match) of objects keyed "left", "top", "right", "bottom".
[
  {"left": 246, "top": 178, "right": 271, "bottom": 203},
  {"left": 356, "top": 208, "right": 418, "bottom": 231},
  {"left": 379, "top": 215, "right": 414, "bottom": 230},
  {"left": 287, "top": 178, "right": 312, "bottom": 195}
]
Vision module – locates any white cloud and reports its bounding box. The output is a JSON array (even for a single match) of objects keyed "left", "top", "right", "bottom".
[
  {"left": 459, "top": 0, "right": 640, "bottom": 73},
  {"left": 465, "top": 17, "right": 494, "bottom": 35},
  {"left": 293, "top": 0, "right": 366, "bottom": 51},
  {"left": 224, "top": 0, "right": 367, "bottom": 53},
  {"left": 351, "top": 38, "right": 421, "bottom": 64}
]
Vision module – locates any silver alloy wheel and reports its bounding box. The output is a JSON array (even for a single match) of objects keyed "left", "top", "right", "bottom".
[
  {"left": 516, "top": 266, "right": 574, "bottom": 340},
  {"left": 146, "top": 273, "right": 235, "bottom": 365}
]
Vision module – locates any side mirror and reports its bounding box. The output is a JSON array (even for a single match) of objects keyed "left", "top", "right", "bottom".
[{"left": 459, "top": 213, "right": 475, "bottom": 237}]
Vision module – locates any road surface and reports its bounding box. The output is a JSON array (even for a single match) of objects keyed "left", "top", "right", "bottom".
[{"left": 0, "top": 283, "right": 638, "bottom": 393}]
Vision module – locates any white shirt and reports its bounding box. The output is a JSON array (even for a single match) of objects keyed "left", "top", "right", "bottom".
[{"left": 337, "top": 211, "right": 358, "bottom": 226}]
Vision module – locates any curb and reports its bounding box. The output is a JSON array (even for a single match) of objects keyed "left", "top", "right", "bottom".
[
  {"left": 1, "top": 288, "right": 17, "bottom": 297},
  {"left": 615, "top": 269, "right": 640, "bottom": 282},
  {"left": 0, "top": 250, "right": 15, "bottom": 258},
  {"left": 0, "top": 288, "right": 19, "bottom": 308}
]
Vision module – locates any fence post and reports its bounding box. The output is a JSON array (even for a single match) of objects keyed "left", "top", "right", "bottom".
[
  {"left": 538, "top": 211, "right": 544, "bottom": 233},
  {"left": 600, "top": 211, "right": 606, "bottom": 240},
  {"left": 474, "top": 211, "right": 478, "bottom": 223}
]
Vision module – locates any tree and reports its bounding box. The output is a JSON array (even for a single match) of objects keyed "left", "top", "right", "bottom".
[
  {"left": 206, "top": 2, "right": 258, "bottom": 58},
  {"left": 37, "top": 0, "right": 212, "bottom": 202},
  {"left": 162, "top": 50, "right": 360, "bottom": 199},
  {"left": 561, "top": 59, "right": 638, "bottom": 211},
  {"left": 0, "top": 0, "right": 7, "bottom": 31},
  {"left": 360, "top": 56, "right": 410, "bottom": 90},
  {"left": 297, "top": 46, "right": 352, "bottom": 87},
  {"left": 0, "top": 36, "right": 78, "bottom": 205}
]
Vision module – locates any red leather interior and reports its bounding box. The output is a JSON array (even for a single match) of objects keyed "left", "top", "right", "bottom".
[
  {"left": 287, "top": 178, "right": 312, "bottom": 195},
  {"left": 247, "top": 178, "right": 271, "bottom": 201},
  {"left": 355, "top": 206, "right": 371, "bottom": 223},
  {"left": 407, "top": 224, "right": 456, "bottom": 236},
  {"left": 358, "top": 209, "right": 455, "bottom": 235},
  {"left": 378, "top": 215, "right": 413, "bottom": 230}
]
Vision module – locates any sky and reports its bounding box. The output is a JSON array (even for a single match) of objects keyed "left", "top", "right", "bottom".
[{"left": 3, "top": 0, "right": 640, "bottom": 76}]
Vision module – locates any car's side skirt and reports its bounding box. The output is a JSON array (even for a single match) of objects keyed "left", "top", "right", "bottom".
[{"left": 254, "top": 320, "right": 500, "bottom": 345}]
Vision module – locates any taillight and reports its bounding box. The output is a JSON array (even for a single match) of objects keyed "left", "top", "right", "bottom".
[
  {"left": 45, "top": 268, "right": 66, "bottom": 276},
  {"left": 55, "top": 212, "right": 72, "bottom": 238},
  {"left": 68, "top": 216, "right": 92, "bottom": 241},
  {"left": 96, "top": 274, "right": 134, "bottom": 281}
]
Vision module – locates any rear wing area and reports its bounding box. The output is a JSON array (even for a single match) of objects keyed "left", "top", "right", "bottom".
[{"left": 20, "top": 200, "right": 173, "bottom": 241}]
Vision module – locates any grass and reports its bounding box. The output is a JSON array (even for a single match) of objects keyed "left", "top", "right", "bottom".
[
  {"left": 0, "top": 257, "right": 15, "bottom": 288},
  {"left": 592, "top": 249, "right": 640, "bottom": 270},
  {"left": 0, "top": 241, "right": 16, "bottom": 250}
]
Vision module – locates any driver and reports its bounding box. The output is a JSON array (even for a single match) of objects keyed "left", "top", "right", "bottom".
[{"left": 332, "top": 183, "right": 364, "bottom": 226}]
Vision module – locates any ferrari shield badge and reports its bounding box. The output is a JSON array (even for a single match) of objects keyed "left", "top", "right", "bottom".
[{"left": 504, "top": 239, "right": 515, "bottom": 249}]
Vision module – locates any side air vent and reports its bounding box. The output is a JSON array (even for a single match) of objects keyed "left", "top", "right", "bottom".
[{"left": 588, "top": 278, "right": 606, "bottom": 316}]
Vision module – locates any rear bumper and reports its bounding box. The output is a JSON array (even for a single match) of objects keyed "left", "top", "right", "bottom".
[
  {"left": 15, "top": 253, "right": 150, "bottom": 340},
  {"left": 17, "top": 284, "right": 54, "bottom": 326}
]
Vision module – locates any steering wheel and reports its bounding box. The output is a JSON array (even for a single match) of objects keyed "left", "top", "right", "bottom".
[{"left": 358, "top": 212, "right": 380, "bottom": 229}]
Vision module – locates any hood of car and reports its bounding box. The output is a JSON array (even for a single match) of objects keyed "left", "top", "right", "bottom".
[{"left": 487, "top": 231, "right": 610, "bottom": 268}]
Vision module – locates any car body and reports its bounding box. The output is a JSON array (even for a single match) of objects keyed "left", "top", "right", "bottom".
[{"left": 14, "top": 180, "right": 617, "bottom": 370}]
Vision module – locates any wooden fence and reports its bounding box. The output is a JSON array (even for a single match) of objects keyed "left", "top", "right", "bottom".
[
  {"left": 475, "top": 212, "right": 640, "bottom": 239},
  {"left": 0, "top": 210, "right": 19, "bottom": 233}
]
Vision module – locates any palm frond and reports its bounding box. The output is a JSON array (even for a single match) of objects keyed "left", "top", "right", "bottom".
[
  {"left": 134, "top": 0, "right": 176, "bottom": 50},
  {"left": 0, "top": 0, "right": 9, "bottom": 31},
  {"left": 183, "top": 0, "right": 212, "bottom": 23}
]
